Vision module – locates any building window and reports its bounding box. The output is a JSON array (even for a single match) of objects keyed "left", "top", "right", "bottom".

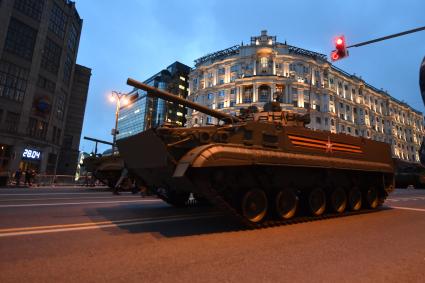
[
  {"left": 260, "top": 57, "right": 268, "bottom": 68},
  {"left": 316, "top": 117, "right": 321, "bottom": 124},
  {"left": 218, "top": 90, "right": 225, "bottom": 97},
  {"left": 37, "top": 75, "right": 56, "bottom": 93},
  {"left": 41, "top": 37, "right": 62, "bottom": 74},
  {"left": 14, "top": 0, "right": 44, "bottom": 21},
  {"left": 207, "top": 93, "right": 214, "bottom": 100},
  {"left": 4, "top": 112, "right": 20, "bottom": 133},
  {"left": 4, "top": 18, "right": 37, "bottom": 61},
  {"left": 56, "top": 92, "right": 66, "bottom": 120},
  {"left": 258, "top": 85, "right": 271, "bottom": 102},
  {"left": 0, "top": 60, "right": 29, "bottom": 102},
  {"left": 49, "top": 3, "right": 67, "bottom": 38},
  {"left": 230, "top": 65, "right": 240, "bottom": 73},
  {"left": 27, "top": 117, "right": 48, "bottom": 139},
  {"left": 218, "top": 68, "right": 225, "bottom": 75},
  {"left": 218, "top": 78, "right": 224, "bottom": 85},
  {"left": 230, "top": 88, "right": 236, "bottom": 95},
  {"left": 206, "top": 116, "right": 213, "bottom": 124},
  {"left": 230, "top": 100, "right": 236, "bottom": 107},
  {"left": 62, "top": 134, "right": 73, "bottom": 149},
  {"left": 63, "top": 53, "right": 73, "bottom": 84},
  {"left": 217, "top": 102, "right": 224, "bottom": 109},
  {"left": 67, "top": 23, "right": 78, "bottom": 54},
  {"left": 340, "top": 113, "right": 345, "bottom": 120},
  {"left": 331, "top": 119, "right": 335, "bottom": 126},
  {"left": 52, "top": 126, "right": 62, "bottom": 144}
]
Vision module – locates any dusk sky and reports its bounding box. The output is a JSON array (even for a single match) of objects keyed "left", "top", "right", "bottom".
[{"left": 75, "top": 0, "right": 425, "bottom": 153}]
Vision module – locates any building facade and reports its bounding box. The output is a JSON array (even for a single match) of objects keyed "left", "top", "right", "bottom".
[
  {"left": 0, "top": 0, "right": 91, "bottom": 175},
  {"left": 117, "top": 61, "right": 190, "bottom": 140},
  {"left": 188, "top": 31, "right": 424, "bottom": 162}
]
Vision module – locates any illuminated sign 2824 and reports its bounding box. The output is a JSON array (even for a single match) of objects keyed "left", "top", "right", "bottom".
[{"left": 22, "top": 149, "right": 41, "bottom": 160}]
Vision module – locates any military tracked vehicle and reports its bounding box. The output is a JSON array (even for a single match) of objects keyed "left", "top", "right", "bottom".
[
  {"left": 117, "top": 78, "right": 395, "bottom": 228},
  {"left": 83, "top": 154, "right": 124, "bottom": 188}
]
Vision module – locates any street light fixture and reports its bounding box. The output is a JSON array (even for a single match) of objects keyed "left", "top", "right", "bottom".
[{"left": 109, "top": 91, "right": 129, "bottom": 154}]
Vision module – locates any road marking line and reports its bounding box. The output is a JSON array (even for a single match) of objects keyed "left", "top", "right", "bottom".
[
  {"left": 0, "top": 199, "right": 162, "bottom": 208},
  {"left": 0, "top": 213, "right": 219, "bottom": 233},
  {"left": 0, "top": 196, "right": 144, "bottom": 202},
  {"left": 390, "top": 206, "right": 425, "bottom": 212},
  {"left": 0, "top": 213, "right": 221, "bottom": 237},
  {"left": 0, "top": 192, "right": 117, "bottom": 196}
]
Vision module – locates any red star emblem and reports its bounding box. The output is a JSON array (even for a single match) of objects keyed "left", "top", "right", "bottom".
[{"left": 326, "top": 136, "right": 333, "bottom": 153}]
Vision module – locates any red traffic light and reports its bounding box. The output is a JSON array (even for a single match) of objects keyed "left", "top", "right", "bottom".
[
  {"left": 331, "top": 35, "right": 349, "bottom": 61},
  {"left": 331, "top": 50, "right": 340, "bottom": 61}
]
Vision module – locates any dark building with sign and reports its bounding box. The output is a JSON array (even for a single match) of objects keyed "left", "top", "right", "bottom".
[
  {"left": 117, "top": 61, "right": 190, "bottom": 140},
  {"left": 0, "top": 0, "right": 91, "bottom": 176}
]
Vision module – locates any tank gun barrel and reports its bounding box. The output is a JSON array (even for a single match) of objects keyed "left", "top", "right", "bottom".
[{"left": 127, "top": 78, "right": 240, "bottom": 123}]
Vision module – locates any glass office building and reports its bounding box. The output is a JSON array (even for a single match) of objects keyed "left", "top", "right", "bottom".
[{"left": 117, "top": 61, "right": 190, "bottom": 140}]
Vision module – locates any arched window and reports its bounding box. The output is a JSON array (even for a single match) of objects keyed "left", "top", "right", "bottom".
[{"left": 260, "top": 57, "right": 268, "bottom": 68}]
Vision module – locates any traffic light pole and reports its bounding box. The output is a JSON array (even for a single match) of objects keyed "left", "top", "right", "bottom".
[{"left": 346, "top": 25, "right": 425, "bottom": 49}]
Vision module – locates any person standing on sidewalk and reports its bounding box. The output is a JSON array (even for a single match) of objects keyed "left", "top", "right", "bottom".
[
  {"left": 24, "top": 168, "right": 31, "bottom": 186},
  {"left": 15, "top": 168, "right": 22, "bottom": 186}
]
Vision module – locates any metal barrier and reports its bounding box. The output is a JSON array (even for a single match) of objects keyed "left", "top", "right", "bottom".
[{"left": 6, "top": 174, "right": 102, "bottom": 187}]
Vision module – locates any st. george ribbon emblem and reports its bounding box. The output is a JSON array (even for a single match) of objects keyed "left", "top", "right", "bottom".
[{"left": 325, "top": 136, "right": 333, "bottom": 153}]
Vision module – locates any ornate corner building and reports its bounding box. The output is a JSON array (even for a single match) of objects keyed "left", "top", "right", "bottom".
[
  {"left": 0, "top": 0, "right": 91, "bottom": 175},
  {"left": 188, "top": 30, "right": 424, "bottom": 162}
]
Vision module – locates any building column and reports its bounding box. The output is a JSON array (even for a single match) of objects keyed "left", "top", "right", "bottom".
[
  {"left": 253, "top": 84, "right": 258, "bottom": 102},
  {"left": 285, "top": 83, "right": 290, "bottom": 104},
  {"left": 236, "top": 86, "right": 241, "bottom": 104},
  {"left": 272, "top": 58, "right": 276, "bottom": 75},
  {"left": 253, "top": 59, "right": 257, "bottom": 76},
  {"left": 271, "top": 84, "right": 276, "bottom": 101}
]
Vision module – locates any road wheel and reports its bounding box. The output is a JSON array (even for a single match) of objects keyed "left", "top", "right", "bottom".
[
  {"left": 365, "top": 186, "right": 379, "bottom": 209},
  {"left": 329, "top": 187, "right": 347, "bottom": 214},
  {"left": 347, "top": 187, "right": 362, "bottom": 211},
  {"left": 275, "top": 189, "right": 298, "bottom": 220},
  {"left": 308, "top": 188, "right": 326, "bottom": 216},
  {"left": 241, "top": 189, "right": 268, "bottom": 223}
]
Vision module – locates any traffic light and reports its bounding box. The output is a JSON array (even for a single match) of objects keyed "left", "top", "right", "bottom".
[{"left": 331, "top": 36, "right": 348, "bottom": 61}]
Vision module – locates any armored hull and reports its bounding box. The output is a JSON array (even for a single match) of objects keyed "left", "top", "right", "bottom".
[
  {"left": 117, "top": 78, "right": 395, "bottom": 227},
  {"left": 83, "top": 155, "right": 124, "bottom": 188}
]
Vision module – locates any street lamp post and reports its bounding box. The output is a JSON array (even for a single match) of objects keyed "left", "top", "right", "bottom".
[{"left": 109, "top": 91, "right": 129, "bottom": 154}]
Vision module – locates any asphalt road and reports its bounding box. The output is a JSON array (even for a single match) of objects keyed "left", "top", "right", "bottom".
[{"left": 0, "top": 187, "right": 424, "bottom": 283}]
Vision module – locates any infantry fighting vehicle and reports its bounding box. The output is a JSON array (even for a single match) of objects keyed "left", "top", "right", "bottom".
[
  {"left": 83, "top": 154, "right": 124, "bottom": 188},
  {"left": 117, "top": 78, "right": 395, "bottom": 228}
]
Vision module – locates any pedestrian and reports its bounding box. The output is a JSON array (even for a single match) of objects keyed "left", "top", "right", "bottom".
[
  {"left": 15, "top": 168, "right": 22, "bottom": 186},
  {"left": 30, "top": 170, "right": 37, "bottom": 186},
  {"left": 24, "top": 168, "right": 31, "bottom": 186}
]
